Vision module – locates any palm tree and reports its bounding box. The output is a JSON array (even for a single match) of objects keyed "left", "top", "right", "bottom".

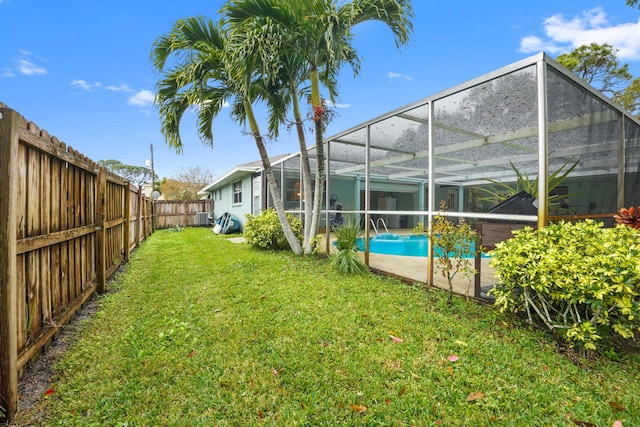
[
  {"left": 151, "top": 15, "right": 304, "bottom": 253},
  {"left": 223, "top": 0, "right": 414, "bottom": 253}
]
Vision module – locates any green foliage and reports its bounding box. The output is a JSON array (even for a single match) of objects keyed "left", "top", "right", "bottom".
[
  {"left": 477, "top": 157, "right": 579, "bottom": 205},
  {"left": 557, "top": 43, "right": 640, "bottom": 117},
  {"left": 330, "top": 215, "right": 369, "bottom": 275},
  {"left": 98, "top": 159, "right": 155, "bottom": 186},
  {"left": 169, "top": 224, "right": 185, "bottom": 232},
  {"left": 244, "top": 208, "right": 302, "bottom": 250},
  {"left": 416, "top": 201, "right": 479, "bottom": 304},
  {"left": 490, "top": 220, "right": 640, "bottom": 351},
  {"left": 557, "top": 43, "right": 632, "bottom": 95}
]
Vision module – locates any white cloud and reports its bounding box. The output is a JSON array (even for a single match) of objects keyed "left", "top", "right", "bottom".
[
  {"left": 520, "top": 7, "right": 640, "bottom": 60},
  {"left": 325, "top": 100, "right": 351, "bottom": 109},
  {"left": 106, "top": 83, "right": 134, "bottom": 93},
  {"left": 3, "top": 50, "right": 47, "bottom": 76},
  {"left": 71, "top": 79, "right": 102, "bottom": 91},
  {"left": 128, "top": 90, "right": 155, "bottom": 107},
  {"left": 388, "top": 72, "right": 413, "bottom": 81},
  {"left": 519, "top": 35, "right": 564, "bottom": 55},
  {"left": 18, "top": 59, "right": 46, "bottom": 75}
]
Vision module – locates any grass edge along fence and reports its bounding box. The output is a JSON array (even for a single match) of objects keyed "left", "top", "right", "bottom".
[{"left": 0, "top": 105, "right": 156, "bottom": 421}]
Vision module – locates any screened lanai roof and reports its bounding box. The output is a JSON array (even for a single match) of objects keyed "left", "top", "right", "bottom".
[{"left": 305, "top": 52, "right": 640, "bottom": 203}]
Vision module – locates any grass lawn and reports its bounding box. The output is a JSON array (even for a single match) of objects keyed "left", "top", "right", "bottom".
[{"left": 15, "top": 227, "right": 639, "bottom": 426}]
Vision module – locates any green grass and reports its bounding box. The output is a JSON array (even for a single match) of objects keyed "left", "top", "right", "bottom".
[{"left": 18, "top": 228, "right": 640, "bottom": 426}]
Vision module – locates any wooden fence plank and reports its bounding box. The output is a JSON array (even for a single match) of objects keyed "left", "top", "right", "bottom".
[
  {"left": 59, "top": 143, "right": 69, "bottom": 312},
  {"left": 0, "top": 107, "right": 20, "bottom": 420},
  {"left": 50, "top": 155, "right": 61, "bottom": 318},
  {"left": 124, "top": 183, "right": 131, "bottom": 262},
  {"left": 26, "top": 143, "right": 42, "bottom": 355},
  {"left": 95, "top": 169, "right": 106, "bottom": 294},
  {"left": 73, "top": 163, "right": 82, "bottom": 300},
  {"left": 39, "top": 145, "right": 52, "bottom": 328}
]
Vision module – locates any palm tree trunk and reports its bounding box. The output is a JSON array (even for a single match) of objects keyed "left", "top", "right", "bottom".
[
  {"left": 244, "top": 98, "right": 303, "bottom": 254},
  {"left": 291, "top": 88, "right": 314, "bottom": 253},
  {"left": 308, "top": 68, "right": 326, "bottom": 247}
]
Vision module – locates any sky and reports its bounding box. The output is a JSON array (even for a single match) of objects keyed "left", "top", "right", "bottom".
[{"left": 2, "top": 1, "right": 640, "bottom": 182}]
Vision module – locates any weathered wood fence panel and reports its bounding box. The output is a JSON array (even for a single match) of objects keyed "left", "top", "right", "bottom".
[
  {"left": 0, "top": 106, "right": 153, "bottom": 421},
  {"left": 154, "top": 200, "right": 213, "bottom": 228}
]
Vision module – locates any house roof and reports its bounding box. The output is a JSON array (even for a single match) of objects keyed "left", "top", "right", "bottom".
[{"left": 197, "top": 153, "right": 291, "bottom": 195}]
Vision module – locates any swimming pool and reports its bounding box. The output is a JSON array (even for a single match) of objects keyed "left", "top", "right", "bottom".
[{"left": 354, "top": 233, "right": 486, "bottom": 258}]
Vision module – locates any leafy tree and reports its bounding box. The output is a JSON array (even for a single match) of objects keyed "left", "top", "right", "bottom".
[
  {"left": 151, "top": 15, "right": 304, "bottom": 253},
  {"left": 160, "top": 166, "right": 214, "bottom": 200},
  {"left": 97, "top": 159, "right": 155, "bottom": 186},
  {"left": 628, "top": 0, "right": 638, "bottom": 8},
  {"left": 223, "top": 0, "right": 414, "bottom": 253},
  {"left": 557, "top": 43, "right": 640, "bottom": 116}
]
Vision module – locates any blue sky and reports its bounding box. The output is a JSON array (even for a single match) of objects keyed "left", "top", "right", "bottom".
[{"left": 1, "top": 1, "right": 639, "bottom": 181}]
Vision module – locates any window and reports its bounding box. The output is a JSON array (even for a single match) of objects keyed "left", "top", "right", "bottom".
[
  {"left": 233, "top": 180, "right": 242, "bottom": 204},
  {"left": 447, "top": 192, "right": 456, "bottom": 210}
]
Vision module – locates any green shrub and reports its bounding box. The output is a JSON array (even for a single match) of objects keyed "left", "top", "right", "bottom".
[
  {"left": 330, "top": 215, "right": 369, "bottom": 275},
  {"left": 490, "top": 220, "right": 640, "bottom": 351},
  {"left": 414, "top": 201, "right": 479, "bottom": 304},
  {"left": 244, "top": 208, "right": 302, "bottom": 250}
]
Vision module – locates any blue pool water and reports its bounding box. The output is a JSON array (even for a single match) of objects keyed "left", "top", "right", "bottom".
[{"left": 354, "top": 234, "right": 487, "bottom": 258}]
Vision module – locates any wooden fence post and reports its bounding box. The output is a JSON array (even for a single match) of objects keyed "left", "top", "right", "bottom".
[
  {"left": 124, "top": 183, "right": 131, "bottom": 262},
  {"left": 95, "top": 168, "right": 106, "bottom": 294},
  {"left": 0, "top": 107, "right": 19, "bottom": 421},
  {"left": 136, "top": 186, "right": 142, "bottom": 247}
]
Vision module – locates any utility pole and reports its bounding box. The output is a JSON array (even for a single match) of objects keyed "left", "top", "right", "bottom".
[
  {"left": 147, "top": 143, "right": 158, "bottom": 231},
  {"left": 150, "top": 143, "right": 155, "bottom": 193}
]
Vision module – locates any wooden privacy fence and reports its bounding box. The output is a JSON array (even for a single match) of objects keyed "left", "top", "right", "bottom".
[
  {"left": 154, "top": 199, "right": 213, "bottom": 228},
  {"left": 0, "top": 106, "right": 154, "bottom": 421}
]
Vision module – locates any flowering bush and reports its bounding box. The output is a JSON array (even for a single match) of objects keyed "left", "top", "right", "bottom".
[{"left": 490, "top": 220, "right": 640, "bottom": 351}]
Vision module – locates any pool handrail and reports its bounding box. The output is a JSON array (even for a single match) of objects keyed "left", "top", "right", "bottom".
[{"left": 370, "top": 217, "right": 390, "bottom": 235}]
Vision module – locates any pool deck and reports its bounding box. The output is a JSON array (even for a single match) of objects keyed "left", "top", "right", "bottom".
[{"left": 319, "top": 231, "right": 497, "bottom": 299}]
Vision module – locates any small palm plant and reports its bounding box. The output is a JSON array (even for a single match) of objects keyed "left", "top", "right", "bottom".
[
  {"left": 330, "top": 215, "right": 369, "bottom": 275},
  {"left": 478, "top": 157, "right": 580, "bottom": 206}
]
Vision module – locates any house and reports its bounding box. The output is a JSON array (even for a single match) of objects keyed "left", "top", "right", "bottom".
[{"left": 198, "top": 154, "right": 293, "bottom": 230}]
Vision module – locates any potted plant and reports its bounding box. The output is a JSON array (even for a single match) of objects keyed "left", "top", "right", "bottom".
[{"left": 477, "top": 157, "right": 580, "bottom": 208}]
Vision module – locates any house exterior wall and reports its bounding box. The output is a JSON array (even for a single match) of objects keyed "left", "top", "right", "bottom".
[{"left": 211, "top": 174, "right": 255, "bottom": 231}]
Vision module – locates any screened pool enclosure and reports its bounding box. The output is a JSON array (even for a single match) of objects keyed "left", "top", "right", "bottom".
[{"left": 268, "top": 53, "right": 640, "bottom": 297}]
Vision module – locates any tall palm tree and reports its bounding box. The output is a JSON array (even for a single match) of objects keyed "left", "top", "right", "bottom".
[
  {"left": 223, "top": 4, "right": 342, "bottom": 252},
  {"left": 223, "top": 0, "right": 414, "bottom": 253},
  {"left": 151, "top": 15, "right": 304, "bottom": 254}
]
